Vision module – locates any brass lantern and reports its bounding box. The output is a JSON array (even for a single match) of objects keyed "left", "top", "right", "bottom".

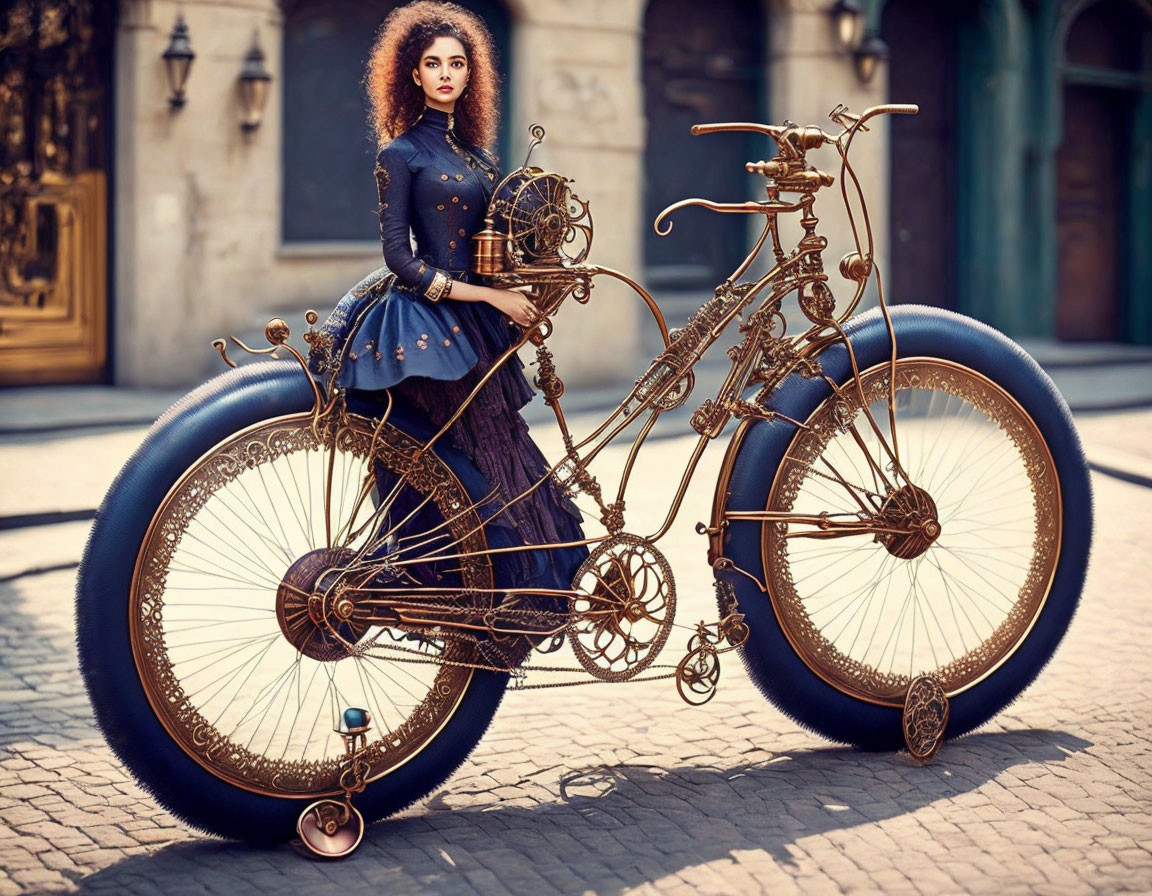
[
  {"left": 829, "top": 0, "right": 861, "bottom": 51},
  {"left": 162, "top": 14, "right": 194, "bottom": 109},
  {"left": 853, "top": 30, "right": 889, "bottom": 84},
  {"left": 239, "top": 35, "right": 272, "bottom": 132}
]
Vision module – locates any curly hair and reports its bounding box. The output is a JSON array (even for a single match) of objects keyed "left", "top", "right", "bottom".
[{"left": 365, "top": 1, "right": 500, "bottom": 151}]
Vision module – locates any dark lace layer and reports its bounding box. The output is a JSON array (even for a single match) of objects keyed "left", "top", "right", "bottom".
[{"left": 391, "top": 296, "right": 585, "bottom": 588}]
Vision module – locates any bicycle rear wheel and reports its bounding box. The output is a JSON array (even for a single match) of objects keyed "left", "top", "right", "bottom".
[{"left": 77, "top": 363, "right": 509, "bottom": 841}]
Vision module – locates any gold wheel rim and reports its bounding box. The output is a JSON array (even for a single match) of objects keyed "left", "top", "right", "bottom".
[
  {"left": 129, "top": 413, "right": 488, "bottom": 798},
  {"left": 763, "top": 358, "right": 1061, "bottom": 706}
]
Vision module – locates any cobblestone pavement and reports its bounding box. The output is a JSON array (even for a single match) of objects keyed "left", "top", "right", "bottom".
[{"left": 1, "top": 413, "right": 1151, "bottom": 895}]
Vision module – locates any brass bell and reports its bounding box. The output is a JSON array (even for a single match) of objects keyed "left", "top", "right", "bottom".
[{"left": 471, "top": 225, "right": 508, "bottom": 277}]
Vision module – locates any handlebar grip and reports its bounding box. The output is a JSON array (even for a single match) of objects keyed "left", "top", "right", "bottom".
[
  {"left": 691, "top": 121, "right": 778, "bottom": 137},
  {"left": 863, "top": 103, "right": 919, "bottom": 119}
]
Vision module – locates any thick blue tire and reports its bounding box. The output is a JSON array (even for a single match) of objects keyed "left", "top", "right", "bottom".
[
  {"left": 718, "top": 306, "right": 1092, "bottom": 749},
  {"left": 75, "top": 362, "right": 509, "bottom": 843}
]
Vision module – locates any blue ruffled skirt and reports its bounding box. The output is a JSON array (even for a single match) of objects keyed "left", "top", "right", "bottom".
[
  {"left": 314, "top": 267, "right": 588, "bottom": 625},
  {"left": 337, "top": 288, "right": 477, "bottom": 390}
]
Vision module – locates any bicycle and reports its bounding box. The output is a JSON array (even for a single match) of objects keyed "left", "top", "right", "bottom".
[{"left": 76, "top": 103, "right": 1091, "bottom": 859}]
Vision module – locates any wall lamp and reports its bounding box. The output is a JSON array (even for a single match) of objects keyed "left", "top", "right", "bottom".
[
  {"left": 853, "top": 31, "right": 889, "bottom": 84},
  {"left": 239, "top": 34, "right": 272, "bottom": 132},
  {"left": 827, "top": 1, "right": 889, "bottom": 84},
  {"left": 162, "top": 14, "right": 194, "bottom": 109},
  {"left": 830, "top": 0, "right": 861, "bottom": 49}
]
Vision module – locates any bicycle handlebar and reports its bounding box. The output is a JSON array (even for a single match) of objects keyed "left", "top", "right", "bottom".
[
  {"left": 850, "top": 103, "right": 919, "bottom": 130},
  {"left": 744, "top": 161, "right": 834, "bottom": 187},
  {"left": 691, "top": 104, "right": 919, "bottom": 148},
  {"left": 669, "top": 104, "right": 921, "bottom": 211},
  {"left": 690, "top": 121, "right": 833, "bottom": 150}
]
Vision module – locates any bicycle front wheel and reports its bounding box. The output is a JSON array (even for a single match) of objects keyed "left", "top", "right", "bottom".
[
  {"left": 716, "top": 307, "right": 1091, "bottom": 748},
  {"left": 765, "top": 357, "right": 1059, "bottom": 704}
]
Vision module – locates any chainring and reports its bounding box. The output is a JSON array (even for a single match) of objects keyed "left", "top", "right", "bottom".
[{"left": 568, "top": 535, "right": 676, "bottom": 681}]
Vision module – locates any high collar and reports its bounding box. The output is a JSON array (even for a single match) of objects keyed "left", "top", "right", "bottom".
[{"left": 417, "top": 106, "right": 454, "bottom": 134}]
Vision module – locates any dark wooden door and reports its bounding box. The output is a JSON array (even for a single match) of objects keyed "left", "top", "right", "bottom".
[
  {"left": 1056, "top": 84, "right": 1123, "bottom": 341},
  {"left": 882, "top": 0, "right": 957, "bottom": 309},
  {"left": 642, "top": 0, "right": 764, "bottom": 290},
  {"left": 1055, "top": 0, "right": 1150, "bottom": 342}
]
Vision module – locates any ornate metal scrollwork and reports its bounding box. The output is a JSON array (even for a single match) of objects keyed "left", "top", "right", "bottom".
[
  {"left": 489, "top": 168, "right": 593, "bottom": 266},
  {"left": 903, "top": 675, "right": 949, "bottom": 764},
  {"left": 569, "top": 535, "right": 676, "bottom": 681},
  {"left": 713, "top": 578, "right": 749, "bottom": 648},
  {"left": 799, "top": 280, "right": 836, "bottom": 324},
  {"left": 534, "top": 343, "right": 565, "bottom": 405},
  {"left": 675, "top": 624, "right": 722, "bottom": 706},
  {"left": 631, "top": 360, "right": 693, "bottom": 412},
  {"left": 1, "top": 0, "right": 113, "bottom": 384}
]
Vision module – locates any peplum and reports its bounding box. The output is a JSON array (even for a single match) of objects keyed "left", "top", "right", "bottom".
[{"left": 310, "top": 106, "right": 587, "bottom": 602}]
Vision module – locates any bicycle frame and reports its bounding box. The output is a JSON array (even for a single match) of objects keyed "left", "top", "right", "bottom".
[
  {"left": 217, "top": 103, "right": 924, "bottom": 692},
  {"left": 109, "top": 99, "right": 1083, "bottom": 857},
  {"left": 366, "top": 105, "right": 916, "bottom": 557}
]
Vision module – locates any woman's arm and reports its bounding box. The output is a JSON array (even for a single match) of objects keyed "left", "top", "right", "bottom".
[
  {"left": 376, "top": 146, "right": 440, "bottom": 294},
  {"left": 376, "top": 146, "right": 534, "bottom": 327}
]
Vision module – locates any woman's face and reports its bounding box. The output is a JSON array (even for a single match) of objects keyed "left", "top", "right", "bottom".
[{"left": 412, "top": 35, "right": 469, "bottom": 113}]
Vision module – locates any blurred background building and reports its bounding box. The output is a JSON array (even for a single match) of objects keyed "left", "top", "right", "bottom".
[{"left": 1, "top": 0, "right": 1149, "bottom": 387}]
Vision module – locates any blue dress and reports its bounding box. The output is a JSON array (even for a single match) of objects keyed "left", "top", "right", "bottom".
[{"left": 310, "top": 107, "right": 586, "bottom": 619}]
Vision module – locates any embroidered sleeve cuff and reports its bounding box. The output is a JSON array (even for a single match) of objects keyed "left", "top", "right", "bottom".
[{"left": 424, "top": 270, "right": 453, "bottom": 303}]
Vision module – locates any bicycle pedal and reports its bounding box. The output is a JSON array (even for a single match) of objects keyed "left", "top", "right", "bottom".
[{"left": 296, "top": 799, "right": 364, "bottom": 860}]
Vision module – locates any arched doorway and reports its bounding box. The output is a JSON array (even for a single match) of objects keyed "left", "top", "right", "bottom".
[
  {"left": 281, "top": 0, "right": 513, "bottom": 244},
  {"left": 0, "top": 0, "right": 115, "bottom": 385},
  {"left": 642, "top": 0, "right": 765, "bottom": 291},
  {"left": 882, "top": 0, "right": 961, "bottom": 310},
  {"left": 1056, "top": 0, "right": 1152, "bottom": 342}
]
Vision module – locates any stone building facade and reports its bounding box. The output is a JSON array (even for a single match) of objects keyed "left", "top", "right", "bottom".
[{"left": 1, "top": 0, "right": 1149, "bottom": 387}]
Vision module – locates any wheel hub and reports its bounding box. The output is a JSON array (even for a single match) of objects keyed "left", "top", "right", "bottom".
[
  {"left": 876, "top": 484, "right": 940, "bottom": 559},
  {"left": 276, "top": 548, "right": 369, "bottom": 661}
]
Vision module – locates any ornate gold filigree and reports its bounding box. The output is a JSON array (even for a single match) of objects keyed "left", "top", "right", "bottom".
[
  {"left": 488, "top": 168, "right": 592, "bottom": 266},
  {"left": 762, "top": 359, "right": 1061, "bottom": 706},
  {"left": 130, "top": 414, "right": 489, "bottom": 798},
  {"left": 1, "top": 0, "right": 113, "bottom": 384},
  {"left": 569, "top": 535, "right": 676, "bottom": 681},
  {"left": 675, "top": 624, "right": 722, "bottom": 706},
  {"left": 713, "top": 578, "right": 750, "bottom": 648},
  {"left": 631, "top": 361, "right": 693, "bottom": 412},
  {"left": 903, "top": 675, "right": 949, "bottom": 763}
]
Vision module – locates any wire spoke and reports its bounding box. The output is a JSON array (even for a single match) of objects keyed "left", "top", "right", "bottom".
[
  {"left": 765, "top": 359, "right": 1058, "bottom": 700},
  {"left": 133, "top": 414, "right": 484, "bottom": 798}
]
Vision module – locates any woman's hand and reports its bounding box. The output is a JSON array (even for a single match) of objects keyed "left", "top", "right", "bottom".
[
  {"left": 487, "top": 287, "right": 538, "bottom": 328},
  {"left": 441, "top": 280, "right": 539, "bottom": 327}
]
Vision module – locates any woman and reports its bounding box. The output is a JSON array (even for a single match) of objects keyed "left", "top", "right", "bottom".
[{"left": 310, "top": 1, "right": 586, "bottom": 637}]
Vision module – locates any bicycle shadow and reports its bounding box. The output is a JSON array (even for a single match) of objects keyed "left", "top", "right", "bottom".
[{"left": 73, "top": 728, "right": 1091, "bottom": 895}]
